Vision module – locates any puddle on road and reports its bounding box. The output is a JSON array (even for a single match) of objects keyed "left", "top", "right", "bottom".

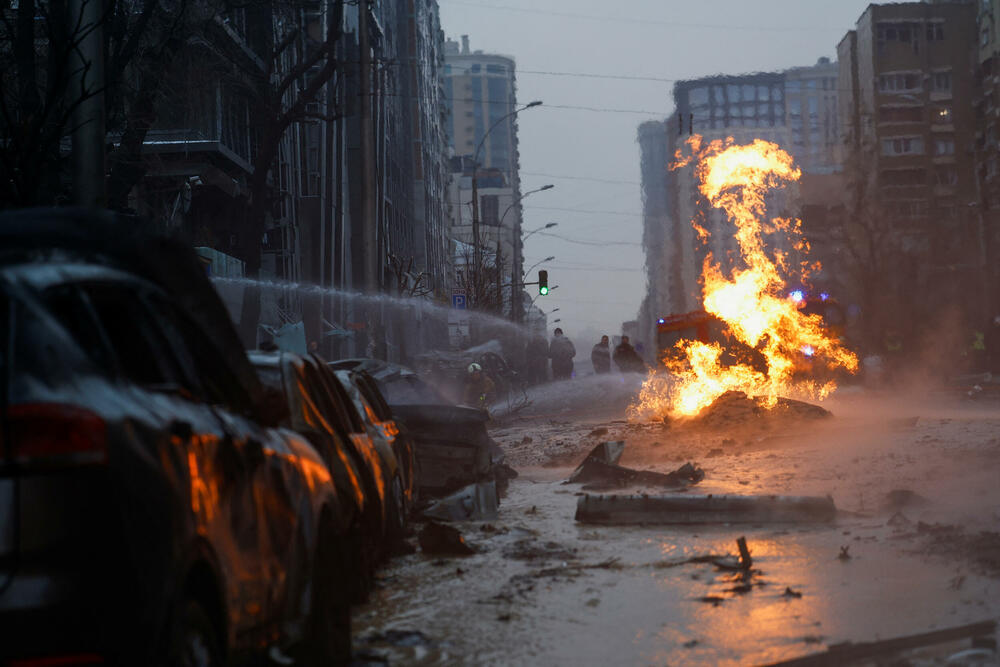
[{"left": 353, "top": 476, "right": 1000, "bottom": 665}]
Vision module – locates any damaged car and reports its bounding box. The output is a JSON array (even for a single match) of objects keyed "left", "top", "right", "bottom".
[
  {"left": 328, "top": 368, "right": 415, "bottom": 533},
  {"left": 250, "top": 349, "right": 406, "bottom": 588},
  {"left": 0, "top": 209, "right": 352, "bottom": 665},
  {"left": 329, "top": 359, "right": 508, "bottom": 498}
]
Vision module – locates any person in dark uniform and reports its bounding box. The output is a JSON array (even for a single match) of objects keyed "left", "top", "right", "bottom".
[{"left": 591, "top": 335, "right": 611, "bottom": 374}]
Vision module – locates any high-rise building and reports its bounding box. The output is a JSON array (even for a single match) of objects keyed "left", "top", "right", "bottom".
[
  {"left": 838, "top": 1, "right": 981, "bottom": 325},
  {"left": 976, "top": 0, "right": 1000, "bottom": 314},
  {"left": 638, "top": 61, "right": 843, "bottom": 353},
  {"left": 785, "top": 57, "right": 841, "bottom": 174},
  {"left": 444, "top": 36, "right": 526, "bottom": 316}
]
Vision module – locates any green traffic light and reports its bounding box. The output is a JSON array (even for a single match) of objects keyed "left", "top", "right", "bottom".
[{"left": 539, "top": 286, "right": 549, "bottom": 295}]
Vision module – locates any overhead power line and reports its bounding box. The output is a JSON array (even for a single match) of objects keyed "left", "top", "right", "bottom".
[
  {"left": 439, "top": 0, "right": 833, "bottom": 33},
  {"left": 525, "top": 205, "right": 643, "bottom": 218},
  {"left": 532, "top": 231, "right": 641, "bottom": 247},
  {"left": 520, "top": 171, "right": 640, "bottom": 186},
  {"left": 375, "top": 91, "right": 669, "bottom": 116}
]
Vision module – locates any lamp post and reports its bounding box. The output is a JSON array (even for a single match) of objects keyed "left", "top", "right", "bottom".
[
  {"left": 471, "top": 100, "right": 542, "bottom": 304},
  {"left": 523, "top": 256, "right": 555, "bottom": 277},
  {"left": 495, "top": 184, "right": 553, "bottom": 320},
  {"left": 523, "top": 222, "right": 558, "bottom": 242}
]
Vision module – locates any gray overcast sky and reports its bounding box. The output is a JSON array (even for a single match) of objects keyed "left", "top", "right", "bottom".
[{"left": 438, "top": 0, "right": 873, "bottom": 344}]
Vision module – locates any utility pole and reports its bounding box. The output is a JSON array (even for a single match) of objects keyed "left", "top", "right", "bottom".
[
  {"left": 358, "top": 0, "right": 379, "bottom": 357},
  {"left": 359, "top": 0, "right": 377, "bottom": 294},
  {"left": 496, "top": 236, "right": 502, "bottom": 312},
  {"left": 69, "top": 0, "right": 105, "bottom": 207},
  {"left": 471, "top": 160, "right": 481, "bottom": 297}
]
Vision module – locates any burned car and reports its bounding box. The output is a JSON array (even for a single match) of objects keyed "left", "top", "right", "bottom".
[
  {"left": 329, "top": 359, "right": 506, "bottom": 497},
  {"left": 329, "top": 368, "right": 415, "bottom": 532},
  {"left": 0, "top": 209, "right": 351, "bottom": 665},
  {"left": 250, "top": 349, "right": 405, "bottom": 585}
]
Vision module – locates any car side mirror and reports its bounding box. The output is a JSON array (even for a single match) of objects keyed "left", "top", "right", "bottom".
[{"left": 255, "top": 386, "right": 290, "bottom": 428}]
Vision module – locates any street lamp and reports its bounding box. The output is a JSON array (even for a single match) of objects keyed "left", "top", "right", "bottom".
[
  {"left": 496, "top": 184, "right": 554, "bottom": 321},
  {"left": 523, "top": 222, "right": 558, "bottom": 242},
  {"left": 470, "top": 100, "right": 543, "bottom": 297},
  {"left": 500, "top": 184, "right": 554, "bottom": 228},
  {"left": 523, "top": 256, "right": 555, "bottom": 277}
]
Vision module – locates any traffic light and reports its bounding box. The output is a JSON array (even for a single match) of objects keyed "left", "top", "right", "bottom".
[{"left": 538, "top": 270, "right": 549, "bottom": 295}]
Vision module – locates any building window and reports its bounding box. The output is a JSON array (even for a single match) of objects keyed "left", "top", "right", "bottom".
[
  {"left": 934, "top": 138, "right": 956, "bottom": 155},
  {"left": 878, "top": 73, "right": 922, "bottom": 93},
  {"left": 727, "top": 84, "right": 741, "bottom": 102},
  {"left": 881, "top": 136, "right": 924, "bottom": 156},
  {"left": 470, "top": 64, "right": 481, "bottom": 73},
  {"left": 689, "top": 87, "right": 709, "bottom": 107},
  {"left": 935, "top": 167, "right": 958, "bottom": 185},
  {"left": 983, "top": 26, "right": 991, "bottom": 46},
  {"left": 786, "top": 80, "right": 802, "bottom": 93},
  {"left": 933, "top": 71, "right": 952, "bottom": 93},
  {"left": 486, "top": 64, "right": 505, "bottom": 74},
  {"left": 934, "top": 107, "right": 952, "bottom": 124},
  {"left": 757, "top": 85, "right": 770, "bottom": 101},
  {"left": 481, "top": 195, "right": 499, "bottom": 225},
  {"left": 926, "top": 23, "right": 944, "bottom": 41}
]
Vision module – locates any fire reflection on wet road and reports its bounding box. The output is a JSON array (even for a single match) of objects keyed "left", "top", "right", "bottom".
[{"left": 353, "top": 395, "right": 1000, "bottom": 665}]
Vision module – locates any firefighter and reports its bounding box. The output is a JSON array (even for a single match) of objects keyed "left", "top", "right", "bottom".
[{"left": 463, "top": 362, "right": 496, "bottom": 407}]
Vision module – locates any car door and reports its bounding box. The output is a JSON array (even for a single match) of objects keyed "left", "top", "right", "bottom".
[{"left": 144, "top": 294, "right": 316, "bottom": 642}]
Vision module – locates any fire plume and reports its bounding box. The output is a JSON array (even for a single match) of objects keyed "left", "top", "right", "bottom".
[{"left": 634, "top": 136, "right": 858, "bottom": 419}]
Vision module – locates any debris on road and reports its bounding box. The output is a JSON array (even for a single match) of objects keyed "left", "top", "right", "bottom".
[
  {"left": 677, "top": 391, "right": 832, "bottom": 429},
  {"left": 736, "top": 536, "right": 753, "bottom": 570},
  {"left": 761, "top": 619, "right": 997, "bottom": 666},
  {"left": 575, "top": 493, "right": 837, "bottom": 525},
  {"left": 882, "top": 488, "right": 930, "bottom": 512},
  {"left": 566, "top": 441, "right": 704, "bottom": 491},
  {"left": 783, "top": 587, "right": 803, "bottom": 598},
  {"left": 837, "top": 545, "right": 851, "bottom": 561},
  {"left": 418, "top": 521, "right": 476, "bottom": 556},
  {"left": 421, "top": 481, "right": 499, "bottom": 522}
]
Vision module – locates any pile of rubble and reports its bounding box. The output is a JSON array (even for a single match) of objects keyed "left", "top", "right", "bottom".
[{"left": 674, "top": 390, "right": 832, "bottom": 430}]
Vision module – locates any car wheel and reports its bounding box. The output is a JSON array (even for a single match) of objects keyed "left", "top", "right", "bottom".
[
  {"left": 386, "top": 474, "right": 407, "bottom": 548},
  {"left": 170, "top": 599, "right": 222, "bottom": 667},
  {"left": 348, "top": 515, "right": 376, "bottom": 602},
  {"left": 306, "top": 520, "right": 352, "bottom": 665}
]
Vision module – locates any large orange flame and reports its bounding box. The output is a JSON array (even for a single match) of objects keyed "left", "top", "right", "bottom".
[{"left": 633, "top": 136, "right": 858, "bottom": 419}]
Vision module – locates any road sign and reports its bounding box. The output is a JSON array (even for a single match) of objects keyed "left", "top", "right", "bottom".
[{"left": 452, "top": 292, "right": 467, "bottom": 309}]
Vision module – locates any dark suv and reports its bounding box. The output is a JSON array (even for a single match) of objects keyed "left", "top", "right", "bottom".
[{"left": 0, "top": 210, "right": 350, "bottom": 665}]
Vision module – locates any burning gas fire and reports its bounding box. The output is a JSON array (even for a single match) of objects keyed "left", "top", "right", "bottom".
[{"left": 633, "top": 136, "right": 858, "bottom": 419}]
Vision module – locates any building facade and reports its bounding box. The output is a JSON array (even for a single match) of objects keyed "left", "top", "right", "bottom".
[
  {"left": 443, "top": 36, "right": 526, "bottom": 317},
  {"left": 838, "top": 1, "right": 981, "bottom": 333}
]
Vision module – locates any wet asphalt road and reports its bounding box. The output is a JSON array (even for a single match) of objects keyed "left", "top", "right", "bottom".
[{"left": 351, "top": 377, "right": 1000, "bottom": 666}]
